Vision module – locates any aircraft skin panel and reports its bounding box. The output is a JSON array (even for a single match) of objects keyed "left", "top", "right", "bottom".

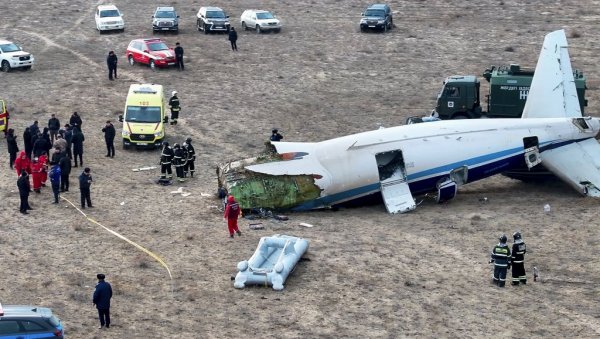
[
  {"left": 522, "top": 29, "right": 581, "bottom": 119},
  {"left": 541, "top": 138, "right": 600, "bottom": 196}
]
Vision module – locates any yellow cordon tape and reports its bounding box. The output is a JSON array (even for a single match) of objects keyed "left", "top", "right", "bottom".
[{"left": 61, "top": 196, "right": 173, "bottom": 282}]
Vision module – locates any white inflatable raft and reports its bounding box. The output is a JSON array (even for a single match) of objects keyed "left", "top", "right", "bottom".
[{"left": 234, "top": 234, "right": 309, "bottom": 290}]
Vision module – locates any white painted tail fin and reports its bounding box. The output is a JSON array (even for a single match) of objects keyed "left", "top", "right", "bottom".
[{"left": 522, "top": 29, "right": 582, "bottom": 119}]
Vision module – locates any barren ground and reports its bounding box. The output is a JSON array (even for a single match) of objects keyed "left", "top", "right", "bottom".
[{"left": 1, "top": 0, "right": 600, "bottom": 338}]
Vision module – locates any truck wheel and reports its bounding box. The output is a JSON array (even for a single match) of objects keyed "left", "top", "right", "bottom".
[
  {"left": 128, "top": 55, "right": 134, "bottom": 66},
  {"left": 197, "top": 20, "right": 202, "bottom": 31},
  {"left": 1, "top": 61, "right": 10, "bottom": 72},
  {"left": 242, "top": 22, "right": 247, "bottom": 31},
  {"left": 256, "top": 25, "right": 261, "bottom": 34},
  {"left": 123, "top": 141, "right": 130, "bottom": 150},
  {"left": 150, "top": 60, "right": 156, "bottom": 71},
  {"left": 204, "top": 24, "right": 209, "bottom": 34}
]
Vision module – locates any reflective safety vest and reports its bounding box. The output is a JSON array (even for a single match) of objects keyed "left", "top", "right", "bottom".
[
  {"left": 491, "top": 244, "right": 511, "bottom": 267},
  {"left": 511, "top": 241, "right": 526, "bottom": 263}
]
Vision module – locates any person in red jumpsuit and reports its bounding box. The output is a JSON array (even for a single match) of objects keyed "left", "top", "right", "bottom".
[
  {"left": 38, "top": 152, "right": 49, "bottom": 186},
  {"left": 223, "top": 195, "right": 242, "bottom": 238},
  {"left": 14, "top": 151, "right": 31, "bottom": 177},
  {"left": 31, "top": 157, "right": 44, "bottom": 193}
]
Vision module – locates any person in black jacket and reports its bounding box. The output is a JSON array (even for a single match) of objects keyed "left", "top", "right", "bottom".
[
  {"left": 183, "top": 137, "right": 196, "bottom": 178},
  {"left": 102, "top": 120, "right": 116, "bottom": 158},
  {"left": 23, "top": 127, "right": 33, "bottom": 159},
  {"left": 48, "top": 114, "right": 61, "bottom": 143},
  {"left": 159, "top": 142, "right": 174, "bottom": 182},
  {"left": 174, "top": 42, "right": 184, "bottom": 71},
  {"left": 168, "top": 91, "right": 180, "bottom": 125},
  {"left": 42, "top": 127, "right": 52, "bottom": 156},
  {"left": 17, "top": 170, "right": 31, "bottom": 214},
  {"left": 70, "top": 112, "right": 83, "bottom": 130},
  {"left": 71, "top": 126, "right": 85, "bottom": 167},
  {"left": 64, "top": 124, "right": 73, "bottom": 159},
  {"left": 107, "top": 51, "right": 118, "bottom": 80},
  {"left": 228, "top": 27, "right": 238, "bottom": 51},
  {"left": 32, "top": 131, "right": 48, "bottom": 158},
  {"left": 172, "top": 143, "right": 185, "bottom": 182},
  {"left": 92, "top": 273, "right": 113, "bottom": 329},
  {"left": 29, "top": 120, "right": 40, "bottom": 137},
  {"left": 59, "top": 153, "right": 71, "bottom": 192},
  {"left": 79, "top": 167, "right": 93, "bottom": 208},
  {"left": 6, "top": 128, "right": 19, "bottom": 169}
]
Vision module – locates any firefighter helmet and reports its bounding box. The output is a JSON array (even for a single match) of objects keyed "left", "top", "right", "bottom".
[
  {"left": 162, "top": 141, "right": 169, "bottom": 147},
  {"left": 499, "top": 234, "right": 507, "bottom": 243},
  {"left": 173, "top": 143, "right": 180, "bottom": 148},
  {"left": 186, "top": 137, "right": 192, "bottom": 143},
  {"left": 513, "top": 231, "right": 522, "bottom": 240}
]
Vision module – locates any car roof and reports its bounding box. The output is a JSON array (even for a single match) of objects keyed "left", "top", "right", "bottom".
[
  {"left": 368, "top": 4, "right": 389, "bottom": 9},
  {"left": 0, "top": 305, "right": 52, "bottom": 318},
  {"left": 203, "top": 7, "right": 224, "bottom": 11},
  {"left": 0, "top": 39, "right": 14, "bottom": 45},
  {"left": 246, "top": 9, "right": 270, "bottom": 13},
  {"left": 156, "top": 6, "right": 175, "bottom": 11},
  {"left": 130, "top": 38, "right": 166, "bottom": 44},
  {"left": 98, "top": 5, "right": 119, "bottom": 10}
]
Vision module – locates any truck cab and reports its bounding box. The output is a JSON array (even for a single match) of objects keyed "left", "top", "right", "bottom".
[
  {"left": 119, "top": 84, "right": 167, "bottom": 149},
  {"left": 0, "top": 99, "right": 8, "bottom": 134},
  {"left": 434, "top": 76, "right": 482, "bottom": 119}
]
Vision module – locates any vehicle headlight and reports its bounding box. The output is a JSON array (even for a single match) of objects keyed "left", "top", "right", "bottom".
[
  {"left": 377, "top": 20, "right": 385, "bottom": 24},
  {"left": 122, "top": 130, "right": 130, "bottom": 137},
  {"left": 154, "top": 131, "right": 162, "bottom": 137},
  {"left": 360, "top": 18, "right": 367, "bottom": 23}
]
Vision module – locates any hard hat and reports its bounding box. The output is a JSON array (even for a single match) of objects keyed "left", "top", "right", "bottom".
[
  {"left": 172, "top": 90, "right": 178, "bottom": 96},
  {"left": 499, "top": 234, "right": 507, "bottom": 243},
  {"left": 513, "top": 231, "right": 522, "bottom": 240},
  {"left": 186, "top": 137, "right": 192, "bottom": 143},
  {"left": 162, "top": 141, "right": 169, "bottom": 147},
  {"left": 174, "top": 143, "right": 180, "bottom": 148},
  {"left": 272, "top": 128, "right": 278, "bottom": 133}
]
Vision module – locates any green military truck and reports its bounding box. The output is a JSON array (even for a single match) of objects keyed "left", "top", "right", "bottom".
[{"left": 433, "top": 64, "right": 588, "bottom": 119}]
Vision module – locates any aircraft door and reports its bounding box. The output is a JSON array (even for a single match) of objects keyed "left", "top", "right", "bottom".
[
  {"left": 375, "top": 150, "right": 416, "bottom": 214},
  {"left": 523, "top": 136, "right": 542, "bottom": 169}
]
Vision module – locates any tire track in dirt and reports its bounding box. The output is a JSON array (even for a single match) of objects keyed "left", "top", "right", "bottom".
[
  {"left": 56, "top": 0, "right": 104, "bottom": 39},
  {"left": 17, "top": 29, "right": 145, "bottom": 83}
]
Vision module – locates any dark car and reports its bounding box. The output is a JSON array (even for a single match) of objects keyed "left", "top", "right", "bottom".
[
  {"left": 360, "top": 4, "right": 393, "bottom": 32},
  {"left": 0, "top": 303, "right": 64, "bottom": 338}
]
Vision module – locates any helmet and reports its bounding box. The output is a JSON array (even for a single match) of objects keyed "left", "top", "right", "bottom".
[
  {"left": 499, "top": 234, "right": 507, "bottom": 243},
  {"left": 513, "top": 231, "right": 522, "bottom": 240},
  {"left": 172, "top": 90, "right": 178, "bottom": 96},
  {"left": 173, "top": 143, "right": 180, "bottom": 148},
  {"left": 162, "top": 141, "right": 169, "bottom": 147},
  {"left": 186, "top": 137, "right": 192, "bottom": 143},
  {"left": 272, "top": 128, "right": 278, "bottom": 133}
]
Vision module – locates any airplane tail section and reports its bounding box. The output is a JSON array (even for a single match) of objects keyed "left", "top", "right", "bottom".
[{"left": 522, "top": 29, "right": 582, "bottom": 119}]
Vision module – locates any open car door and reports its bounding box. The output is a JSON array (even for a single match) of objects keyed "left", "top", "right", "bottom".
[{"left": 376, "top": 150, "right": 416, "bottom": 214}]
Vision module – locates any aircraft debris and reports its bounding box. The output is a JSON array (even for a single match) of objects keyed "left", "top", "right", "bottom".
[
  {"left": 133, "top": 166, "right": 157, "bottom": 172},
  {"left": 299, "top": 222, "right": 314, "bottom": 228}
]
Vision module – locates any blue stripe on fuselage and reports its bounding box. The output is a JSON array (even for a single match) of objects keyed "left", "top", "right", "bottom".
[{"left": 292, "top": 137, "right": 591, "bottom": 211}]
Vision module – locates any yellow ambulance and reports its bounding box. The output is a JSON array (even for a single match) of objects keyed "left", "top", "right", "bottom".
[
  {"left": 119, "top": 84, "right": 167, "bottom": 149},
  {"left": 0, "top": 99, "right": 8, "bottom": 135}
]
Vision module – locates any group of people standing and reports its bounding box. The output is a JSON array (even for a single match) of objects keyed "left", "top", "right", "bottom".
[
  {"left": 490, "top": 231, "right": 528, "bottom": 287},
  {"left": 159, "top": 137, "right": 196, "bottom": 183}
]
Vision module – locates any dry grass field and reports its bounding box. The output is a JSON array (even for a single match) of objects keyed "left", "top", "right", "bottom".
[{"left": 1, "top": 0, "right": 600, "bottom": 338}]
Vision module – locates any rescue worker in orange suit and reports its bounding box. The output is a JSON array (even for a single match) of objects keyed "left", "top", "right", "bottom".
[
  {"left": 159, "top": 142, "right": 174, "bottom": 182},
  {"left": 223, "top": 195, "right": 242, "bottom": 238},
  {"left": 31, "top": 157, "right": 44, "bottom": 193},
  {"left": 511, "top": 231, "right": 527, "bottom": 285},
  {"left": 39, "top": 152, "right": 49, "bottom": 187},
  {"left": 14, "top": 151, "right": 31, "bottom": 178},
  {"left": 490, "top": 234, "right": 511, "bottom": 287}
]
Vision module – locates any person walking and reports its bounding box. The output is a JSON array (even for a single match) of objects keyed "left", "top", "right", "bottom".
[
  {"left": 270, "top": 128, "right": 283, "bottom": 142},
  {"left": 223, "top": 195, "right": 242, "bottom": 238},
  {"left": 93, "top": 273, "right": 113, "bottom": 329},
  {"left": 72, "top": 126, "right": 85, "bottom": 167},
  {"left": 172, "top": 143, "right": 185, "bottom": 182},
  {"left": 107, "top": 51, "right": 118, "bottom": 80},
  {"left": 23, "top": 127, "right": 33, "bottom": 159},
  {"left": 49, "top": 163, "right": 61, "bottom": 204},
  {"left": 79, "top": 167, "right": 93, "bottom": 208},
  {"left": 174, "top": 42, "right": 184, "bottom": 71},
  {"left": 59, "top": 153, "right": 71, "bottom": 192},
  {"left": 168, "top": 91, "right": 180, "bottom": 125},
  {"left": 228, "top": 27, "right": 238, "bottom": 51},
  {"left": 48, "top": 114, "right": 61, "bottom": 143},
  {"left": 159, "top": 141, "right": 173, "bottom": 182},
  {"left": 102, "top": 120, "right": 116, "bottom": 158},
  {"left": 183, "top": 137, "right": 195, "bottom": 178},
  {"left": 17, "top": 170, "right": 31, "bottom": 214},
  {"left": 511, "top": 231, "right": 527, "bottom": 285},
  {"left": 70, "top": 112, "right": 83, "bottom": 130},
  {"left": 490, "top": 234, "right": 511, "bottom": 287},
  {"left": 14, "top": 150, "right": 31, "bottom": 177},
  {"left": 6, "top": 128, "right": 19, "bottom": 169}
]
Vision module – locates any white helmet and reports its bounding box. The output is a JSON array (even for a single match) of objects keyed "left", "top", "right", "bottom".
[{"left": 172, "top": 90, "right": 178, "bottom": 96}]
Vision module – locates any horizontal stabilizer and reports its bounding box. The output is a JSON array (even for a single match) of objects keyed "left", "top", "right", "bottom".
[
  {"left": 522, "top": 29, "right": 582, "bottom": 119},
  {"left": 541, "top": 138, "right": 600, "bottom": 197}
]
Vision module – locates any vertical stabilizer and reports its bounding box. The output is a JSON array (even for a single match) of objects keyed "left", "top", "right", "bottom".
[{"left": 522, "top": 29, "right": 582, "bottom": 118}]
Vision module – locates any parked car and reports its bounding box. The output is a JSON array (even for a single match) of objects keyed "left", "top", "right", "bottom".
[
  {"left": 0, "top": 39, "right": 34, "bottom": 72},
  {"left": 359, "top": 4, "right": 393, "bottom": 32},
  {"left": 196, "top": 7, "right": 230, "bottom": 34},
  {"left": 240, "top": 9, "right": 282, "bottom": 33},
  {"left": 152, "top": 6, "right": 179, "bottom": 33},
  {"left": 126, "top": 38, "right": 176, "bottom": 70},
  {"left": 95, "top": 4, "right": 125, "bottom": 33},
  {"left": 0, "top": 303, "right": 64, "bottom": 338}
]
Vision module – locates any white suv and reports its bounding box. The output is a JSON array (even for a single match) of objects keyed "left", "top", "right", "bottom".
[
  {"left": 0, "top": 40, "right": 34, "bottom": 72},
  {"left": 240, "top": 10, "right": 282, "bottom": 33},
  {"left": 95, "top": 5, "right": 125, "bottom": 33},
  {"left": 196, "top": 7, "right": 230, "bottom": 34}
]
